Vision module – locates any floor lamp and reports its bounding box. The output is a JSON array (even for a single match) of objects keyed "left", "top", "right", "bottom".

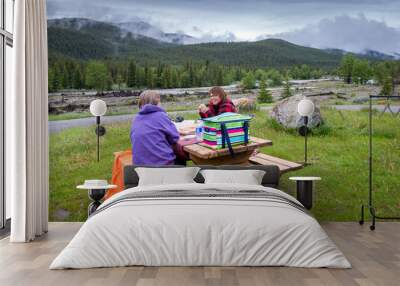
[
  {"left": 90, "top": 99, "right": 107, "bottom": 162},
  {"left": 297, "top": 99, "right": 315, "bottom": 165}
]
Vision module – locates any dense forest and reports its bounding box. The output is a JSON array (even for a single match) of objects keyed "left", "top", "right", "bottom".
[
  {"left": 339, "top": 54, "right": 400, "bottom": 95},
  {"left": 48, "top": 54, "right": 400, "bottom": 94},
  {"left": 48, "top": 56, "right": 328, "bottom": 92}
]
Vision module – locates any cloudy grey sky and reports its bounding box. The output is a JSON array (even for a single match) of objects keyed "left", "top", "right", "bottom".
[{"left": 46, "top": 0, "right": 400, "bottom": 54}]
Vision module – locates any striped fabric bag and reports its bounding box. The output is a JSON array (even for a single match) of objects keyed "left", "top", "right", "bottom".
[{"left": 202, "top": 112, "right": 252, "bottom": 155}]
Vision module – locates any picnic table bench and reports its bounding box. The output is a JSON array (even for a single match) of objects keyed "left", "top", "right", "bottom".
[{"left": 249, "top": 153, "right": 303, "bottom": 173}]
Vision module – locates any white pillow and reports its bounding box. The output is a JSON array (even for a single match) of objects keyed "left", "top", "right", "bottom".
[
  {"left": 136, "top": 167, "right": 200, "bottom": 186},
  {"left": 200, "top": 169, "right": 266, "bottom": 185}
]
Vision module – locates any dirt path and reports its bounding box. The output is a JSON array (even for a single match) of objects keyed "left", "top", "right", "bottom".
[
  {"left": 48, "top": 110, "right": 195, "bottom": 134},
  {"left": 49, "top": 114, "right": 135, "bottom": 134}
]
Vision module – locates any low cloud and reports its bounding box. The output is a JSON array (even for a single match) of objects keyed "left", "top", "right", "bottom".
[
  {"left": 258, "top": 14, "right": 400, "bottom": 55},
  {"left": 185, "top": 31, "right": 238, "bottom": 44}
]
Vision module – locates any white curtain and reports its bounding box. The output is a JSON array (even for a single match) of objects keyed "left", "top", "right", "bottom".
[{"left": 9, "top": 0, "right": 49, "bottom": 242}]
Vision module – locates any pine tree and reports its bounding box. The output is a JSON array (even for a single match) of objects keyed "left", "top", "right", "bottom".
[
  {"left": 188, "top": 62, "right": 195, "bottom": 86},
  {"left": 52, "top": 65, "right": 61, "bottom": 92},
  {"left": 61, "top": 64, "right": 69, "bottom": 89},
  {"left": 162, "top": 66, "right": 172, "bottom": 89},
  {"left": 374, "top": 61, "right": 400, "bottom": 95},
  {"left": 257, "top": 78, "right": 273, "bottom": 103},
  {"left": 48, "top": 68, "right": 55, "bottom": 92},
  {"left": 339, "top": 54, "right": 355, "bottom": 84},
  {"left": 180, "top": 71, "right": 190, "bottom": 88},
  {"left": 144, "top": 66, "right": 155, "bottom": 88},
  {"left": 116, "top": 74, "right": 124, "bottom": 90},
  {"left": 127, "top": 60, "right": 137, "bottom": 88},
  {"left": 73, "top": 68, "right": 83, "bottom": 90},
  {"left": 235, "top": 68, "right": 243, "bottom": 81},
  {"left": 282, "top": 75, "right": 293, "bottom": 99},
  {"left": 85, "top": 61, "right": 108, "bottom": 92},
  {"left": 171, "top": 68, "right": 179, "bottom": 88},
  {"left": 156, "top": 62, "right": 164, "bottom": 88},
  {"left": 216, "top": 67, "right": 224, "bottom": 86},
  {"left": 135, "top": 66, "right": 143, "bottom": 87},
  {"left": 144, "top": 64, "right": 150, "bottom": 87},
  {"left": 380, "top": 76, "right": 393, "bottom": 96}
]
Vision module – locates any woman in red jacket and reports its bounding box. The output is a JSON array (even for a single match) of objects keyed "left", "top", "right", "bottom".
[{"left": 199, "top": 86, "right": 237, "bottom": 118}]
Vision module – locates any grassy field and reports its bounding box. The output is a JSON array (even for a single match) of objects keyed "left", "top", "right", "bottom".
[{"left": 49, "top": 109, "right": 400, "bottom": 222}]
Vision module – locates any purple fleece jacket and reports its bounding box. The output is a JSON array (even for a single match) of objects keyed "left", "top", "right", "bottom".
[{"left": 130, "top": 104, "right": 179, "bottom": 165}]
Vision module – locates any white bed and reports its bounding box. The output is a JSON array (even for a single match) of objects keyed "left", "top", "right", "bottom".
[{"left": 50, "top": 183, "right": 351, "bottom": 269}]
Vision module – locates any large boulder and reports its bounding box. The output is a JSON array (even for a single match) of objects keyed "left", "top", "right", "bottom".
[{"left": 270, "top": 95, "right": 322, "bottom": 129}]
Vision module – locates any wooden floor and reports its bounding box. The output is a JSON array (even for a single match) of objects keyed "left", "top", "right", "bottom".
[{"left": 0, "top": 222, "right": 399, "bottom": 286}]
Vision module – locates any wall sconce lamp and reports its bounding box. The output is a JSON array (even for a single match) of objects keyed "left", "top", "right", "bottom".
[
  {"left": 297, "top": 99, "right": 315, "bottom": 165},
  {"left": 90, "top": 99, "right": 107, "bottom": 162}
]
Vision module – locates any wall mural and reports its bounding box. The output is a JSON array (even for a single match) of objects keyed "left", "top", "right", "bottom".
[{"left": 46, "top": 0, "right": 400, "bottom": 222}]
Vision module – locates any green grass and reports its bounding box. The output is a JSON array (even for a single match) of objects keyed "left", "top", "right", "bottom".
[
  {"left": 50, "top": 121, "right": 131, "bottom": 220},
  {"left": 49, "top": 109, "right": 400, "bottom": 222}
]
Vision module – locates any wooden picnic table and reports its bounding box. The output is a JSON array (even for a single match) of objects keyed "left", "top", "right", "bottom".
[
  {"left": 181, "top": 137, "right": 272, "bottom": 165},
  {"left": 175, "top": 120, "right": 272, "bottom": 165},
  {"left": 107, "top": 126, "right": 301, "bottom": 200},
  {"left": 107, "top": 121, "right": 300, "bottom": 199}
]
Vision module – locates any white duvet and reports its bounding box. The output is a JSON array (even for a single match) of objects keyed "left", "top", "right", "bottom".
[{"left": 50, "top": 183, "right": 351, "bottom": 269}]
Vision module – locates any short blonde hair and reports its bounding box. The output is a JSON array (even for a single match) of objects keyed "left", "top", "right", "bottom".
[{"left": 138, "top": 90, "right": 161, "bottom": 109}]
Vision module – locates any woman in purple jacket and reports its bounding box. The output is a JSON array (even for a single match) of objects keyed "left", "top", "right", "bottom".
[{"left": 130, "top": 90, "right": 180, "bottom": 165}]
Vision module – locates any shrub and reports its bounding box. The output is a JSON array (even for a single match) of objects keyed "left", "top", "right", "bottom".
[
  {"left": 241, "top": 71, "right": 256, "bottom": 90},
  {"left": 233, "top": 98, "right": 258, "bottom": 112}
]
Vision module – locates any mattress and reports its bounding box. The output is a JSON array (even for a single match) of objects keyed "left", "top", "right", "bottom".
[{"left": 50, "top": 183, "right": 351, "bottom": 269}]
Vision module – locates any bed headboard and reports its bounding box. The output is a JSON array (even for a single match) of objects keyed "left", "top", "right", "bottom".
[{"left": 123, "top": 165, "right": 281, "bottom": 189}]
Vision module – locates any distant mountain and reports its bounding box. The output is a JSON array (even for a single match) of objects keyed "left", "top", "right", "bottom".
[
  {"left": 162, "top": 39, "right": 343, "bottom": 68},
  {"left": 48, "top": 18, "right": 124, "bottom": 40},
  {"left": 48, "top": 18, "right": 400, "bottom": 62},
  {"left": 47, "top": 18, "right": 346, "bottom": 68},
  {"left": 48, "top": 18, "right": 194, "bottom": 45},
  {"left": 48, "top": 18, "right": 173, "bottom": 60}
]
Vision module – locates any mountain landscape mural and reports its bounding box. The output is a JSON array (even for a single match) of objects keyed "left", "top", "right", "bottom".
[{"left": 45, "top": 1, "right": 400, "bottom": 241}]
